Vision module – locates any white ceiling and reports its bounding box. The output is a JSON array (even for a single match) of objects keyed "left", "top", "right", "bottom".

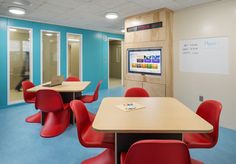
[{"left": 0, "top": 0, "right": 218, "bottom": 34}]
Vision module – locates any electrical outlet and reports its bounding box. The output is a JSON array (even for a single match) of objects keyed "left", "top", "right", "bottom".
[{"left": 199, "top": 96, "right": 204, "bottom": 102}]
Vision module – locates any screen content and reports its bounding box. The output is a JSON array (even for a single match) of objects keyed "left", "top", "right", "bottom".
[{"left": 128, "top": 49, "right": 161, "bottom": 75}]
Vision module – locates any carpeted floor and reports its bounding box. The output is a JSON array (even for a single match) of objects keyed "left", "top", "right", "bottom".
[{"left": 0, "top": 87, "right": 235, "bottom": 164}]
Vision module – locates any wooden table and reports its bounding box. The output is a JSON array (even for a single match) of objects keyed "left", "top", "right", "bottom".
[
  {"left": 92, "top": 97, "right": 213, "bottom": 164},
  {"left": 27, "top": 81, "right": 90, "bottom": 124},
  {"left": 27, "top": 81, "right": 90, "bottom": 96}
]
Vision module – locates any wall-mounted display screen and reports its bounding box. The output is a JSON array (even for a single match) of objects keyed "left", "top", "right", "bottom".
[{"left": 128, "top": 48, "right": 162, "bottom": 75}]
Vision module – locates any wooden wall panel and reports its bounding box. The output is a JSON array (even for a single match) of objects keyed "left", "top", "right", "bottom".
[
  {"left": 124, "top": 8, "right": 173, "bottom": 97},
  {"left": 143, "top": 82, "right": 166, "bottom": 97},
  {"left": 124, "top": 80, "right": 142, "bottom": 89}
]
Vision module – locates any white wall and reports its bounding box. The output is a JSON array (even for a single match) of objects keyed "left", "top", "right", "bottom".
[{"left": 173, "top": 0, "right": 236, "bottom": 130}]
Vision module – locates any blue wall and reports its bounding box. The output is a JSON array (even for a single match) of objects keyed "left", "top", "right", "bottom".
[{"left": 0, "top": 17, "right": 123, "bottom": 109}]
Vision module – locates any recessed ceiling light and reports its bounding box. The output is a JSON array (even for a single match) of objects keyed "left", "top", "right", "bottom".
[
  {"left": 105, "top": 12, "right": 118, "bottom": 20},
  {"left": 13, "top": 2, "right": 22, "bottom": 5},
  {"left": 45, "top": 33, "right": 53, "bottom": 36},
  {"left": 10, "top": 28, "right": 17, "bottom": 32},
  {"left": 8, "top": 6, "right": 26, "bottom": 15},
  {"left": 12, "top": 0, "right": 32, "bottom": 6}
]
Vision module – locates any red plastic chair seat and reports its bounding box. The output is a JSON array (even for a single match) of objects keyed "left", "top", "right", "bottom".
[
  {"left": 22, "top": 81, "right": 36, "bottom": 103},
  {"left": 82, "top": 149, "right": 114, "bottom": 164},
  {"left": 65, "top": 76, "right": 80, "bottom": 81},
  {"left": 80, "top": 95, "right": 94, "bottom": 103},
  {"left": 40, "top": 110, "right": 70, "bottom": 138},
  {"left": 124, "top": 87, "right": 149, "bottom": 97},
  {"left": 121, "top": 152, "right": 203, "bottom": 164},
  {"left": 25, "top": 111, "right": 41, "bottom": 123},
  {"left": 88, "top": 111, "right": 95, "bottom": 121},
  {"left": 82, "top": 124, "right": 114, "bottom": 149},
  {"left": 120, "top": 140, "right": 203, "bottom": 164},
  {"left": 36, "top": 90, "right": 71, "bottom": 138},
  {"left": 183, "top": 133, "right": 214, "bottom": 148},
  {"left": 22, "top": 81, "right": 40, "bottom": 123},
  {"left": 40, "top": 103, "right": 70, "bottom": 138},
  {"left": 183, "top": 100, "right": 222, "bottom": 149},
  {"left": 80, "top": 80, "right": 102, "bottom": 103},
  {"left": 63, "top": 103, "right": 70, "bottom": 110},
  {"left": 120, "top": 152, "right": 127, "bottom": 164},
  {"left": 70, "top": 100, "right": 114, "bottom": 164},
  {"left": 26, "top": 97, "right": 36, "bottom": 103},
  {"left": 191, "top": 159, "right": 203, "bottom": 164}
]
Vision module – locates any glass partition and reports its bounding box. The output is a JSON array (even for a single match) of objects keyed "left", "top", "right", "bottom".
[
  {"left": 67, "top": 33, "right": 81, "bottom": 78},
  {"left": 8, "top": 27, "right": 32, "bottom": 103},
  {"left": 41, "top": 31, "right": 60, "bottom": 83}
]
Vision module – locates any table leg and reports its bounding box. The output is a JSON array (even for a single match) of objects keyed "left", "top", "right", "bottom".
[
  {"left": 69, "top": 92, "right": 82, "bottom": 124},
  {"left": 116, "top": 133, "right": 182, "bottom": 164},
  {"left": 70, "top": 92, "right": 76, "bottom": 124},
  {"left": 41, "top": 111, "right": 45, "bottom": 126},
  {"left": 115, "top": 133, "right": 117, "bottom": 164}
]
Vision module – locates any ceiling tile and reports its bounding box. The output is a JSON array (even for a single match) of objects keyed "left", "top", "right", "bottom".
[{"left": 0, "top": 0, "right": 218, "bottom": 34}]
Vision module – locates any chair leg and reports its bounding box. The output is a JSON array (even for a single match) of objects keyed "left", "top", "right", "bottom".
[
  {"left": 25, "top": 112, "right": 41, "bottom": 123},
  {"left": 40, "top": 110, "right": 70, "bottom": 138},
  {"left": 82, "top": 149, "right": 114, "bottom": 164}
]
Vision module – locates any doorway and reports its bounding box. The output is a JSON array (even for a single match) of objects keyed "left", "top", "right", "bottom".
[
  {"left": 108, "top": 39, "right": 122, "bottom": 88},
  {"left": 8, "top": 27, "right": 32, "bottom": 104},
  {"left": 41, "top": 30, "right": 60, "bottom": 83},
  {"left": 67, "top": 33, "right": 82, "bottom": 79}
]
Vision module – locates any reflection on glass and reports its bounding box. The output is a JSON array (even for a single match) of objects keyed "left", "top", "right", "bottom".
[
  {"left": 42, "top": 31, "right": 59, "bottom": 83},
  {"left": 67, "top": 34, "right": 81, "bottom": 77},
  {"left": 9, "top": 27, "right": 31, "bottom": 103}
]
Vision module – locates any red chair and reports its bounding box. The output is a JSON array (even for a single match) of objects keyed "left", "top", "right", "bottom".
[
  {"left": 70, "top": 100, "right": 114, "bottom": 164},
  {"left": 124, "top": 87, "right": 149, "bottom": 97},
  {"left": 183, "top": 100, "right": 222, "bottom": 148},
  {"left": 35, "top": 90, "right": 70, "bottom": 138},
  {"left": 62, "top": 76, "right": 80, "bottom": 102},
  {"left": 65, "top": 77, "right": 96, "bottom": 121},
  {"left": 80, "top": 80, "right": 102, "bottom": 103},
  {"left": 120, "top": 140, "right": 203, "bottom": 164},
  {"left": 65, "top": 76, "right": 80, "bottom": 81},
  {"left": 22, "top": 80, "right": 41, "bottom": 123}
]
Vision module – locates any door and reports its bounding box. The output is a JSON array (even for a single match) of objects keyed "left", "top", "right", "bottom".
[{"left": 67, "top": 33, "right": 81, "bottom": 78}]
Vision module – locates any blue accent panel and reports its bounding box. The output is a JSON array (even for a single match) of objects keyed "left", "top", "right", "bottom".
[
  {"left": 32, "top": 26, "right": 41, "bottom": 85},
  {"left": 82, "top": 32, "right": 104, "bottom": 92},
  {"left": 0, "top": 18, "right": 8, "bottom": 108},
  {"left": 0, "top": 17, "right": 124, "bottom": 109}
]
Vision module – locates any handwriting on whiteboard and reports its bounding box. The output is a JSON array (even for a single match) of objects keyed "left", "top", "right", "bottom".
[{"left": 179, "top": 37, "right": 229, "bottom": 74}]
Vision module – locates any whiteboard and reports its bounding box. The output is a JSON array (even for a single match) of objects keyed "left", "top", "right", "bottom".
[{"left": 179, "top": 37, "right": 229, "bottom": 74}]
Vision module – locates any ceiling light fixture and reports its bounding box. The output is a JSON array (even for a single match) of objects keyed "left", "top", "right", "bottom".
[
  {"left": 8, "top": 6, "right": 26, "bottom": 15},
  {"left": 105, "top": 12, "right": 118, "bottom": 20},
  {"left": 12, "top": 0, "right": 32, "bottom": 6},
  {"left": 121, "top": 28, "right": 125, "bottom": 33},
  {"left": 13, "top": 1, "right": 24, "bottom": 5}
]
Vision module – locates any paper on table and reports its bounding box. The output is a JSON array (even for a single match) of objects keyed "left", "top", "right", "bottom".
[{"left": 116, "top": 102, "right": 145, "bottom": 112}]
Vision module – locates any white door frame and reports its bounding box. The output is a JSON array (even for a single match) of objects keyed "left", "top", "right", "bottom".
[
  {"left": 40, "top": 30, "right": 60, "bottom": 83},
  {"left": 7, "top": 26, "right": 33, "bottom": 105},
  {"left": 66, "top": 33, "right": 83, "bottom": 80},
  {"left": 108, "top": 38, "right": 124, "bottom": 88}
]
